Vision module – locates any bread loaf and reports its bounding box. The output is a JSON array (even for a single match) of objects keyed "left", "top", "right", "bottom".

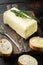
[
  {"left": 18, "top": 54, "right": 38, "bottom": 65},
  {"left": 0, "top": 39, "right": 12, "bottom": 56},
  {"left": 3, "top": 7, "right": 37, "bottom": 39}
]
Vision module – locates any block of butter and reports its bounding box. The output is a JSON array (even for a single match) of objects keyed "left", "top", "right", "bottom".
[{"left": 3, "top": 7, "right": 37, "bottom": 39}]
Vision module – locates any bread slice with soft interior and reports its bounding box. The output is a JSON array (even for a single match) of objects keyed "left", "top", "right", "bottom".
[
  {"left": 0, "top": 39, "right": 12, "bottom": 56},
  {"left": 18, "top": 54, "right": 38, "bottom": 65},
  {"left": 29, "top": 36, "right": 43, "bottom": 52}
]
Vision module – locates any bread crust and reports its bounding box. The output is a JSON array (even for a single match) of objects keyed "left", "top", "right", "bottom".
[
  {"left": 18, "top": 61, "right": 23, "bottom": 65},
  {"left": 0, "top": 51, "right": 12, "bottom": 56}
]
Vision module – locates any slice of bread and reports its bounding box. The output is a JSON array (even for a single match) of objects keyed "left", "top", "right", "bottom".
[
  {"left": 18, "top": 55, "right": 38, "bottom": 65},
  {"left": 0, "top": 39, "right": 12, "bottom": 56},
  {"left": 29, "top": 36, "right": 43, "bottom": 52}
]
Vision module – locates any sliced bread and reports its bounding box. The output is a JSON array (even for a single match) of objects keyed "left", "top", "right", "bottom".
[
  {"left": 29, "top": 36, "right": 43, "bottom": 52},
  {"left": 0, "top": 39, "right": 12, "bottom": 56},
  {"left": 18, "top": 55, "right": 38, "bottom": 65}
]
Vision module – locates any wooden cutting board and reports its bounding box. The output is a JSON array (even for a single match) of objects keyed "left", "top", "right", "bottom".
[
  {"left": 0, "top": 13, "right": 43, "bottom": 55},
  {"left": 0, "top": 14, "right": 33, "bottom": 54}
]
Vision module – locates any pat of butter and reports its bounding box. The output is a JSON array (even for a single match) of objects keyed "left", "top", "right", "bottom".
[{"left": 3, "top": 7, "right": 37, "bottom": 39}]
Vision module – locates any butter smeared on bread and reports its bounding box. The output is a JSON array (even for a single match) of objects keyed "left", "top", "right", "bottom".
[
  {"left": 18, "top": 55, "right": 38, "bottom": 65},
  {"left": 3, "top": 7, "right": 37, "bottom": 39},
  {"left": 0, "top": 39, "right": 12, "bottom": 56},
  {"left": 29, "top": 37, "right": 43, "bottom": 52}
]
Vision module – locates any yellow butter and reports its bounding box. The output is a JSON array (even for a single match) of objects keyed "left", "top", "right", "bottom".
[{"left": 3, "top": 7, "right": 37, "bottom": 39}]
